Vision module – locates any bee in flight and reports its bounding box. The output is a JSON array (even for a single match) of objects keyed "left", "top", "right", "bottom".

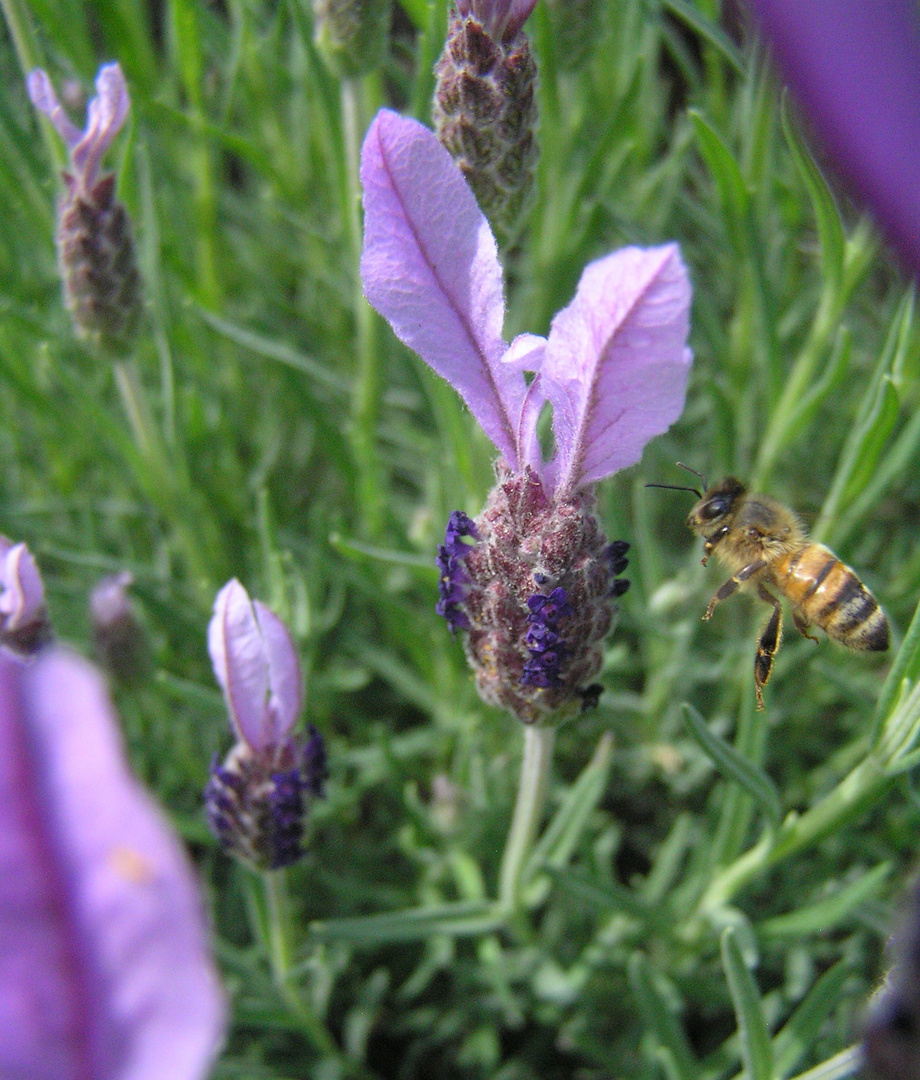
[{"left": 650, "top": 466, "right": 890, "bottom": 710}]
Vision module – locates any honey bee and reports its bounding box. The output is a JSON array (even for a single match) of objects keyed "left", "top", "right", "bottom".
[{"left": 651, "top": 466, "right": 889, "bottom": 709}]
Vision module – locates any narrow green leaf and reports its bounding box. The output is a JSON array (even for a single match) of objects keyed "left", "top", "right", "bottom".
[
  {"left": 786, "top": 1046, "right": 862, "bottom": 1080},
  {"left": 309, "top": 900, "right": 503, "bottom": 946},
  {"left": 759, "top": 864, "right": 890, "bottom": 939},
  {"left": 689, "top": 110, "right": 750, "bottom": 254},
  {"left": 662, "top": 0, "right": 745, "bottom": 73},
  {"left": 773, "top": 960, "right": 854, "bottom": 1077},
  {"left": 628, "top": 953, "right": 698, "bottom": 1080},
  {"left": 721, "top": 928, "right": 774, "bottom": 1080},
  {"left": 781, "top": 92, "right": 845, "bottom": 292},
  {"left": 542, "top": 865, "right": 650, "bottom": 920},
  {"left": 682, "top": 704, "right": 781, "bottom": 828}
]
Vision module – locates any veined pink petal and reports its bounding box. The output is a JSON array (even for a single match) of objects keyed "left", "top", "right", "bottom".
[
  {"left": 70, "top": 63, "right": 130, "bottom": 191},
  {"left": 208, "top": 579, "right": 270, "bottom": 750},
  {"left": 360, "top": 109, "right": 526, "bottom": 468},
  {"left": 543, "top": 245, "right": 692, "bottom": 499},
  {"left": 252, "top": 600, "right": 303, "bottom": 744},
  {"left": 0, "top": 648, "right": 225, "bottom": 1080}
]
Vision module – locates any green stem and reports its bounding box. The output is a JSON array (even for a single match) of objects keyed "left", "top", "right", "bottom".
[
  {"left": 499, "top": 723, "right": 556, "bottom": 910},
  {"left": 341, "top": 76, "right": 384, "bottom": 536},
  {"left": 263, "top": 869, "right": 340, "bottom": 1058}
]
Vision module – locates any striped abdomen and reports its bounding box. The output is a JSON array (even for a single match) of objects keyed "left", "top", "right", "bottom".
[{"left": 773, "top": 544, "right": 889, "bottom": 651}]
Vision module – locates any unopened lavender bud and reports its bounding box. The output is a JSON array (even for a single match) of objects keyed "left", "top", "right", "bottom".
[
  {"left": 313, "top": 0, "right": 392, "bottom": 78},
  {"left": 434, "top": 0, "right": 539, "bottom": 245},
  {"left": 204, "top": 580, "right": 327, "bottom": 870},
  {"left": 90, "top": 571, "right": 150, "bottom": 684},
  {"left": 0, "top": 537, "right": 52, "bottom": 658},
  {"left": 438, "top": 467, "right": 629, "bottom": 725},
  {"left": 28, "top": 64, "right": 142, "bottom": 354}
]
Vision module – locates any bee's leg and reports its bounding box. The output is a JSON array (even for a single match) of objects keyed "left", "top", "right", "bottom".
[
  {"left": 703, "top": 559, "right": 767, "bottom": 620},
  {"left": 753, "top": 584, "right": 783, "bottom": 711},
  {"left": 793, "top": 611, "right": 819, "bottom": 643}
]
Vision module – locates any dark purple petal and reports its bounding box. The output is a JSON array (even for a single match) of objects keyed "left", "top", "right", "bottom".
[
  {"left": 542, "top": 245, "right": 693, "bottom": 498},
  {"left": 360, "top": 110, "right": 528, "bottom": 468},
  {"left": 0, "top": 648, "right": 225, "bottom": 1079},
  {"left": 749, "top": 0, "right": 920, "bottom": 273}
]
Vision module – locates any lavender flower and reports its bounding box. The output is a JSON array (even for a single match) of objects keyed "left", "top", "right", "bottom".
[
  {"left": 0, "top": 536, "right": 52, "bottom": 658},
  {"left": 748, "top": 1, "right": 920, "bottom": 274},
  {"left": 28, "top": 63, "right": 143, "bottom": 352},
  {"left": 361, "top": 110, "right": 692, "bottom": 723},
  {"left": 434, "top": 0, "right": 540, "bottom": 243},
  {"left": 205, "top": 580, "right": 327, "bottom": 870},
  {"left": 0, "top": 646, "right": 225, "bottom": 1078}
]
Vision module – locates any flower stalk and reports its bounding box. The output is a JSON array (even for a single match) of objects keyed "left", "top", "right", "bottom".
[{"left": 498, "top": 722, "right": 556, "bottom": 910}]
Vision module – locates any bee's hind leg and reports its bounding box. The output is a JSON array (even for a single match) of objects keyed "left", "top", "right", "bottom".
[
  {"left": 793, "top": 611, "right": 819, "bottom": 643},
  {"left": 753, "top": 584, "right": 783, "bottom": 711},
  {"left": 704, "top": 559, "right": 767, "bottom": 620}
]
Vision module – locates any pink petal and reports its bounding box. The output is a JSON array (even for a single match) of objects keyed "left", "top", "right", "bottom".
[
  {"left": 71, "top": 63, "right": 130, "bottom": 190},
  {"left": 0, "top": 648, "right": 225, "bottom": 1080},
  {"left": 0, "top": 543, "right": 46, "bottom": 632},
  {"left": 26, "top": 69, "right": 83, "bottom": 148},
  {"left": 252, "top": 601, "right": 303, "bottom": 743},
  {"left": 543, "top": 245, "right": 692, "bottom": 499},
  {"left": 208, "top": 580, "right": 270, "bottom": 749},
  {"left": 360, "top": 109, "right": 526, "bottom": 468}
]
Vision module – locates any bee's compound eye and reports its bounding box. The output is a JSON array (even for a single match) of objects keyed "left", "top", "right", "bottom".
[{"left": 701, "top": 497, "right": 728, "bottom": 521}]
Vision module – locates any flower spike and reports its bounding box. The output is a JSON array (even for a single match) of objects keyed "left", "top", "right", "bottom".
[
  {"left": 206, "top": 580, "right": 326, "bottom": 870},
  {"left": 361, "top": 109, "right": 692, "bottom": 723}
]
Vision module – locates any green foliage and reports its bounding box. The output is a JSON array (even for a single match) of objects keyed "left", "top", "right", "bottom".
[{"left": 1, "top": 0, "right": 918, "bottom": 1076}]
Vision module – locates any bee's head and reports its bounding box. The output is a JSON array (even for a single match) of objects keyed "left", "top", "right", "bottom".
[{"left": 686, "top": 477, "right": 747, "bottom": 538}]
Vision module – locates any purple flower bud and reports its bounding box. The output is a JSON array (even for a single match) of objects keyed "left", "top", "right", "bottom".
[
  {"left": 0, "top": 537, "right": 52, "bottom": 658},
  {"left": 208, "top": 578, "right": 303, "bottom": 752},
  {"left": 28, "top": 63, "right": 142, "bottom": 352},
  {"left": 91, "top": 570, "right": 151, "bottom": 684},
  {"left": 0, "top": 646, "right": 226, "bottom": 1078},
  {"left": 206, "top": 580, "right": 327, "bottom": 869}
]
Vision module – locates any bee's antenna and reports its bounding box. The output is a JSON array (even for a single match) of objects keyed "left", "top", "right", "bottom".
[
  {"left": 676, "top": 462, "right": 707, "bottom": 490},
  {"left": 645, "top": 482, "right": 703, "bottom": 498}
]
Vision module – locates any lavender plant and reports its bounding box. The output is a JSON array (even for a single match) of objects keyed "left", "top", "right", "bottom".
[{"left": 2, "top": 1, "right": 920, "bottom": 1077}]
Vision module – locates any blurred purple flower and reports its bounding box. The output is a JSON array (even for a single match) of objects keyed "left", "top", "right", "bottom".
[
  {"left": 0, "top": 646, "right": 225, "bottom": 1079},
  {"left": 0, "top": 536, "right": 52, "bottom": 658},
  {"left": 361, "top": 110, "right": 691, "bottom": 722},
  {"left": 360, "top": 109, "right": 692, "bottom": 504},
  {"left": 27, "top": 63, "right": 130, "bottom": 196},
  {"left": 206, "top": 580, "right": 326, "bottom": 869},
  {"left": 749, "top": 0, "right": 920, "bottom": 274}
]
